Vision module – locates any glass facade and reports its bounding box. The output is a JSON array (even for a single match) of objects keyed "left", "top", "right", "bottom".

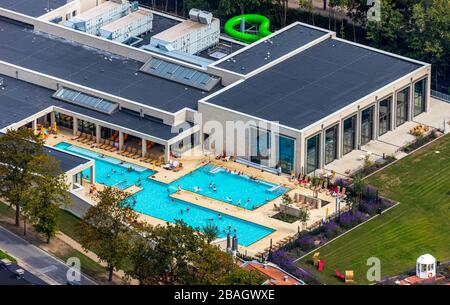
[
  {"left": 77, "top": 119, "right": 96, "bottom": 135},
  {"left": 414, "top": 78, "right": 427, "bottom": 116},
  {"left": 324, "top": 125, "right": 338, "bottom": 165},
  {"left": 278, "top": 135, "right": 295, "bottom": 174},
  {"left": 396, "top": 87, "right": 410, "bottom": 126},
  {"left": 378, "top": 96, "right": 392, "bottom": 136},
  {"left": 361, "top": 106, "right": 374, "bottom": 145},
  {"left": 306, "top": 134, "right": 320, "bottom": 174},
  {"left": 250, "top": 127, "right": 271, "bottom": 166},
  {"left": 55, "top": 113, "right": 73, "bottom": 130},
  {"left": 343, "top": 115, "right": 356, "bottom": 155}
]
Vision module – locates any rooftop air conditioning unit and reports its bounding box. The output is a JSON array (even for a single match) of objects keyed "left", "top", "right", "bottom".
[
  {"left": 198, "top": 10, "right": 213, "bottom": 24},
  {"left": 130, "top": 1, "right": 139, "bottom": 12},
  {"left": 189, "top": 8, "right": 201, "bottom": 22}
]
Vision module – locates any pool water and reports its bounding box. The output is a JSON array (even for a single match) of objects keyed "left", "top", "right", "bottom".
[
  {"left": 55, "top": 142, "right": 277, "bottom": 246},
  {"left": 176, "top": 165, "right": 288, "bottom": 210}
]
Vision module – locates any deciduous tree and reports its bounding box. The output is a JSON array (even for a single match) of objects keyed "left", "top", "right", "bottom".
[{"left": 77, "top": 187, "right": 138, "bottom": 281}]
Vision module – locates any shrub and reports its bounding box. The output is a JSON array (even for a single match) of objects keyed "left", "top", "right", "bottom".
[
  {"left": 296, "top": 234, "right": 316, "bottom": 251},
  {"left": 269, "top": 249, "right": 318, "bottom": 284},
  {"left": 358, "top": 199, "right": 379, "bottom": 216},
  {"left": 323, "top": 222, "right": 343, "bottom": 239},
  {"left": 363, "top": 185, "right": 378, "bottom": 200},
  {"left": 338, "top": 210, "right": 367, "bottom": 229}
]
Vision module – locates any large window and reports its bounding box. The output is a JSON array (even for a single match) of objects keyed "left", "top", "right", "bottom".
[
  {"left": 343, "top": 115, "right": 356, "bottom": 155},
  {"left": 278, "top": 135, "right": 295, "bottom": 174},
  {"left": 396, "top": 87, "right": 410, "bottom": 126},
  {"left": 414, "top": 78, "right": 427, "bottom": 116},
  {"left": 250, "top": 127, "right": 271, "bottom": 166},
  {"left": 361, "top": 106, "right": 374, "bottom": 145},
  {"left": 77, "top": 119, "right": 96, "bottom": 136},
  {"left": 379, "top": 96, "right": 392, "bottom": 136},
  {"left": 324, "top": 125, "right": 338, "bottom": 165},
  {"left": 55, "top": 113, "right": 73, "bottom": 130},
  {"left": 306, "top": 134, "right": 321, "bottom": 174}
]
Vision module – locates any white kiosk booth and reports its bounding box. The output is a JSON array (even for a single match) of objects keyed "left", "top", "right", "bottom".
[{"left": 416, "top": 254, "right": 436, "bottom": 279}]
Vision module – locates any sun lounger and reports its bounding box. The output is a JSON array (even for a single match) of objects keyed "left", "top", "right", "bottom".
[
  {"left": 132, "top": 149, "right": 142, "bottom": 159},
  {"left": 71, "top": 131, "right": 81, "bottom": 141},
  {"left": 94, "top": 138, "right": 105, "bottom": 148},
  {"left": 108, "top": 142, "right": 118, "bottom": 152},
  {"left": 122, "top": 147, "right": 134, "bottom": 157}
]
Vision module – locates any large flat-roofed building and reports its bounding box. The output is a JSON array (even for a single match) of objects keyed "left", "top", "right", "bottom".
[{"left": 0, "top": 0, "right": 432, "bottom": 177}]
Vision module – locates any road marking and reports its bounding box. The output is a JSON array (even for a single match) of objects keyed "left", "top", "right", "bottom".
[{"left": 37, "top": 265, "right": 58, "bottom": 274}]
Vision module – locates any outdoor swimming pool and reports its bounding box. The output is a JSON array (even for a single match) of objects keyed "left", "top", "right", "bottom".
[
  {"left": 176, "top": 164, "right": 289, "bottom": 210},
  {"left": 55, "top": 142, "right": 277, "bottom": 246}
]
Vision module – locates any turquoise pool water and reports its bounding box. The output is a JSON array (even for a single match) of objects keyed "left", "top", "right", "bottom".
[
  {"left": 176, "top": 165, "right": 288, "bottom": 210},
  {"left": 55, "top": 142, "right": 277, "bottom": 246}
]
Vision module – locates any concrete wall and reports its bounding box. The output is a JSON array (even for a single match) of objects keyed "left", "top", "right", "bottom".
[
  {"left": 65, "top": 190, "right": 93, "bottom": 218},
  {"left": 198, "top": 100, "right": 302, "bottom": 173}
]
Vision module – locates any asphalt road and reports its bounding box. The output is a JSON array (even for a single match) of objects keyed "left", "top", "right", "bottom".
[{"left": 0, "top": 226, "right": 96, "bottom": 285}]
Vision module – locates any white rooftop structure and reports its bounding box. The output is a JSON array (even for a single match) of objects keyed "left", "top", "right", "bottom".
[{"left": 416, "top": 254, "right": 436, "bottom": 279}]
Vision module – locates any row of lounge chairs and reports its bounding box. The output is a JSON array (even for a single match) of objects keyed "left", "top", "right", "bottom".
[
  {"left": 70, "top": 132, "right": 166, "bottom": 166},
  {"left": 71, "top": 132, "right": 96, "bottom": 145}
]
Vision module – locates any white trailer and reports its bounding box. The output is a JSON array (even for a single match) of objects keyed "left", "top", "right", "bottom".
[
  {"left": 99, "top": 9, "right": 153, "bottom": 42},
  {"left": 150, "top": 10, "right": 220, "bottom": 55},
  {"left": 65, "top": 0, "right": 130, "bottom": 35}
]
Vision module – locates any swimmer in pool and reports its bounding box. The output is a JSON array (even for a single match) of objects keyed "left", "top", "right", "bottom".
[
  {"left": 107, "top": 173, "right": 111, "bottom": 178},
  {"left": 213, "top": 186, "right": 217, "bottom": 192},
  {"left": 225, "top": 196, "right": 232, "bottom": 202},
  {"left": 218, "top": 214, "right": 222, "bottom": 219},
  {"left": 186, "top": 207, "right": 190, "bottom": 212},
  {"left": 237, "top": 199, "right": 241, "bottom": 206}
]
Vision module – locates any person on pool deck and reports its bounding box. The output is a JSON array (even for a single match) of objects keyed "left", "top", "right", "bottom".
[{"left": 177, "top": 185, "right": 182, "bottom": 193}]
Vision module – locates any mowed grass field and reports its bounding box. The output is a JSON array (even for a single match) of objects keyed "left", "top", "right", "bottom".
[{"left": 298, "top": 134, "right": 450, "bottom": 284}]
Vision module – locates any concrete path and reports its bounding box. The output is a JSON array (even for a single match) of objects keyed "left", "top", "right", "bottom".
[{"left": 0, "top": 226, "right": 96, "bottom": 285}]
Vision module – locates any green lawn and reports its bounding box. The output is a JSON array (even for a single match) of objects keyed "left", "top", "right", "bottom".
[
  {"left": 0, "top": 250, "right": 17, "bottom": 263},
  {"left": 298, "top": 134, "right": 450, "bottom": 284},
  {"left": 58, "top": 210, "right": 83, "bottom": 243}
]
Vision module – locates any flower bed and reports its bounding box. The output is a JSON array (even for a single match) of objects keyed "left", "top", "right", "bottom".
[
  {"left": 270, "top": 195, "right": 396, "bottom": 262},
  {"left": 401, "top": 130, "right": 440, "bottom": 153},
  {"left": 271, "top": 212, "right": 299, "bottom": 224}
]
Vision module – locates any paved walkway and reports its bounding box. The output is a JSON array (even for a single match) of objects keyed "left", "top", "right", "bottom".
[
  {"left": 56, "top": 232, "right": 138, "bottom": 285},
  {"left": 0, "top": 226, "right": 96, "bottom": 285}
]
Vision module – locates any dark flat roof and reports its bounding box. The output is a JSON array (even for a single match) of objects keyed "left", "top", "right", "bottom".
[
  {"left": 208, "top": 38, "right": 423, "bottom": 130},
  {"left": 0, "top": 17, "right": 216, "bottom": 113},
  {"left": 45, "top": 147, "right": 91, "bottom": 172},
  {"left": 0, "top": 74, "right": 191, "bottom": 141},
  {"left": 214, "top": 23, "right": 329, "bottom": 75},
  {"left": 0, "top": 0, "right": 69, "bottom": 17}
]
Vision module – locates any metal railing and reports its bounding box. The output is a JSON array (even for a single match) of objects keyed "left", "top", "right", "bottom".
[{"left": 431, "top": 89, "right": 450, "bottom": 103}]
